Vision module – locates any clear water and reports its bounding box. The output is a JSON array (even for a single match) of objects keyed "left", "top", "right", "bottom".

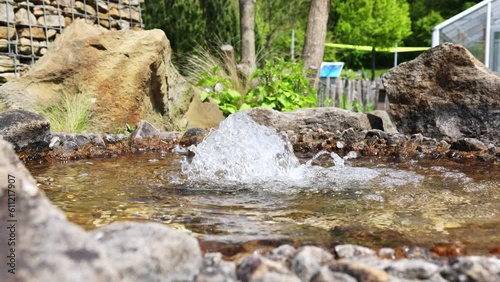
[{"left": 26, "top": 112, "right": 500, "bottom": 255}]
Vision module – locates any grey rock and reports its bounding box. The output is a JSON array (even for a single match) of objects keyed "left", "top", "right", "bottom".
[
  {"left": 130, "top": 120, "right": 160, "bottom": 139},
  {"left": 311, "top": 266, "right": 357, "bottom": 282},
  {"left": 335, "top": 244, "right": 376, "bottom": 259},
  {"left": 49, "top": 136, "right": 61, "bottom": 149},
  {"left": 180, "top": 127, "right": 207, "bottom": 147},
  {"left": 92, "top": 222, "right": 202, "bottom": 282},
  {"left": 451, "top": 138, "right": 488, "bottom": 152},
  {"left": 0, "top": 110, "right": 50, "bottom": 152},
  {"left": 0, "top": 139, "right": 120, "bottom": 282},
  {"left": 89, "top": 134, "right": 106, "bottom": 147},
  {"left": 196, "top": 252, "right": 237, "bottom": 282},
  {"left": 291, "top": 246, "right": 334, "bottom": 282},
  {"left": 403, "top": 246, "right": 431, "bottom": 260},
  {"left": 265, "top": 244, "right": 297, "bottom": 264},
  {"left": 327, "top": 261, "right": 389, "bottom": 282},
  {"left": 382, "top": 43, "right": 500, "bottom": 144},
  {"left": 366, "top": 129, "right": 389, "bottom": 140},
  {"left": 62, "top": 140, "right": 78, "bottom": 151},
  {"left": 342, "top": 128, "right": 357, "bottom": 141},
  {"left": 367, "top": 110, "right": 399, "bottom": 134},
  {"left": 386, "top": 259, "right": 442, "bottom": 280},
  {"left": 159, "top": 131, "right": 181, "bottom": 142},
  {"left": 441, "top": 256, "right": 500, "bottom": 282},
  {"left": 237, "top": 253, "right": 300, "bottom": 282},
  {"left": 411, "top": 133, "right": 424, "bottom": 143},
  {"left": 247, "top": 107, "right": 372, "bottom": 134},
  {"left": 378, "top": 248, "right": 396, "bottom": 260}
]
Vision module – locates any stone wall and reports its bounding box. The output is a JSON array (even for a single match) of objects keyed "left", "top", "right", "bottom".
[{"left": 0, "top": 0, "right": 143, "bottom": 83}]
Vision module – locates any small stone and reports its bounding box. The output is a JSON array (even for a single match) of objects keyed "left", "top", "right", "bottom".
[
  {"left": 180, "top": 127, "right": 208, "bottom": 147},
  {"left": 378, "top": 248, "right": 395, "bottom": 260},
  {"left": 403, "top": 246, "right": 431, "bottom": 259},
  {"left": 441, "top": 256, "right": 500, "bottom": 282},
  {"left": 197, "top": 252, "right": 237, "bottom": 282},
  {"left": 327, "top": 261, "right": 388, "bottom": 282},
  {"left": 130, "top": 120, "right": 160, "bottom": 139},
  {"left": 335, "top": 244, "right": 376, "bottom": 259},
  {"left": 385, "top": 259, "right": 441, "bottom": 280},
  {"left": 451, "top": 138, "right": 488, "bottom": 152},
  {"left": 342, "top": 128, "right": 357, "bottom": 141},
  {"left": 265, "top": 244, "right": 296, "bottom": 263},
  {"left": 62, "top": 140, "right": 78, "bottom": 151},
  {"left": 49, "top": 136, "right": 61, "bottom": 149},
  {"left": 311, "top": 266, "right": 357, "bottom": 282},
  {"left": 366, "top": 129, "right": 388, "bottom": 140},
  {"left": 410, "top": 133, "right": 424, "bottom": 143},
  {"left": 291, "top": 246, "right": 334, "bottom": 282},
  {"left": 237, "top": 253, "right": 300, "bottom": 282}
]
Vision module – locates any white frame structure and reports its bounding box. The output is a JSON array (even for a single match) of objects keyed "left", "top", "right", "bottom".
[{"left": 432, "top": 0, "right": 500, "bottom": 71}]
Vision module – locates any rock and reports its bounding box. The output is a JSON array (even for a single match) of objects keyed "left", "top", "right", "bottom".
[
  {"left": 311, "top": 266, "right": 358, "bottom": 282},
  {"left": 378, "top": 248, "right": 396, "bottom": 260},
  {"left": 441, "top": 256, "right": 500, "bottom": 282},
  {"left": 291, "top": 246, "right": 334, "bottom": 281},
  {"left": 327, "top": 261, "right": 389, "bottom": 282},
  {"left": 196, "top": 252, "right": 237, "bottom": 282},
  {"left": 0, "top": 19, "right": 194, "bottom": 132},
  {"left": 382, "top": 43, "right": 500, "bottom": 145},
  {"left": 450, "top": 137, "right": 488, "bottom": 152},
  {"left": 182, "top": 92, "right": 225, "bottom": 130},
  {"left": 0, "top": 110, "right": 50, "bottom": 153},
  {"left": 129, "top": 120, "right": 160, "bottom": 139},
  {"left": 265, "top": 244, "right": 297, "bottom": 264},
  {"left": 0, "top": 2, "right": 14, "bottom": 23},
  {"left": 237, "top": 253, "right": 301, "bottom": 282},
  {"left": 365, "top": 129, "right": 389, "bottom": 140},
  {"left": 335, "top": 244, "right": 376, "bottom": 259},
  {"left": 367, "top": 110, "right": 399, "bottom": 134},
  {"left": 37, "top": 14, "right": 65, "bottom": 27},
  {"left": 0, "top": 139, "right": 120, "bottom": 282},
  {"left": 0, "top": 25, "right": 15, "bottom": 39},
  {"left": 91, "top": 222, "right": 202, "bottom": 282},
  {"left": 15, "top": 8, "right": 37, "bottom": 25},
  {"left": 180, "top": 127, "right": 208, "bottom": 147},
  {"left": 385, "top": 259, "right": 443, "bottom": 281},
  {"left": 247, "top": 107, "right": 372, "bottom": 134}
]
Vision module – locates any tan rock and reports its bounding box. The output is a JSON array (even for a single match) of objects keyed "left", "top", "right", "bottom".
[
  {"left": 0, "top": 20, "right": 195, "bottom": 132},
  {"left": 15, "top": 8, "right": 37, "bottom": 25},
  {"left": 0, "top": 39, "right": 8, "bottom": 51},
  {"left": 0, "top": 2, "right": 14, "bottom": 23},
  {"left": 0, "top": 26, "right": 16, "bottom": 40},
  {"left": 182, "top": 92, "right": 224, "bottom": 129},
  {"left": 74, "top": 1, "right": 96, "bottom": 15},
  {"left": 33, "top": 5, "right": 61, "bottom": 16},
  {"left": 0, "top": 55, "right": 19, "bottom": 73},
  {"left": 37, "top": 15, "right": 65, "bottom": 27}
]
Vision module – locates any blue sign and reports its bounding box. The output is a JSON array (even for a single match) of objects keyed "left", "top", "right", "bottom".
[{"left": 319, "top": 62, "right": 344, "bottom": 78}]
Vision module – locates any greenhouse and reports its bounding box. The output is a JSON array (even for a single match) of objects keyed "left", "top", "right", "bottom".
[{"left": 432, "top": 0, "right": 500, "bottom": 72}]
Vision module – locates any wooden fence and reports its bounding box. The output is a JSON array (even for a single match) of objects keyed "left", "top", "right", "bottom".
[{"left": 317, "top": 78, "right": 388, "bottom": 111}]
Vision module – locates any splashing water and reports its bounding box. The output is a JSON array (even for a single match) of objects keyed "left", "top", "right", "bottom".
[{"left": 182, "top": 112, "right": 421, "bottom": 190}]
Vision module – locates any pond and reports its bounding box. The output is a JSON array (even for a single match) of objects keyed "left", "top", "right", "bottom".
[{"left": 26, "top": 112, "right": 500, "bottom": 256}]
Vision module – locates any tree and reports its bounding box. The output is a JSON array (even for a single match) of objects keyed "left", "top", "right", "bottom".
[
  {"left": 302, "top": 0, "right": 331, "bottom": 88},
  {"left": 238, "top": 0, "right": 257, "bottom": 79},
  {"left": 199, "top": 0, "right": 239, "bottom": 49},
  {"left": 334, "top": 0, "right": 412, "bottom": 80}
]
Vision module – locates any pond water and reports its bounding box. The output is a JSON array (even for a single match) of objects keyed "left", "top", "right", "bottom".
[{"left": 26, "top": 112, "right": 500, "bottom": 255}]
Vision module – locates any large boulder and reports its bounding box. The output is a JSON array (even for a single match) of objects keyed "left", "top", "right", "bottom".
[
  {"left": 382, "top": 43, "right": 500, "bottom": 144},
  {"left": 0, "top": 19, "right": 194, "bottom": 132},
  {"left": 247, "top": 107, "right": 373, "bottom": 133},
  {"left": 0, "top": 139, "right": 119, "bottom": 282}
]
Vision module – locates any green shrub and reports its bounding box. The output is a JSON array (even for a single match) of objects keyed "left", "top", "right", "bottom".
[
  {"left": 41, "top": 91, "right": 93, "bottom": 133},
  {"left": 245, "top": 59, "right": 316, "bottom": 111}
]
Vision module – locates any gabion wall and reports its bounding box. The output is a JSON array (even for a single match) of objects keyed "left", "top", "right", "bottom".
[{"left": 0, "top": 0, "right": 144, "bottom": 83}]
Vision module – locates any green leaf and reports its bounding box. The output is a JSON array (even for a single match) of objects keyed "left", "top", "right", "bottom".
[
  {"left": 239, "top": 103, "right": 252, "bottom": 111},
  {"left": 199, "top": 91, "right": 210, "bottom": 102}
]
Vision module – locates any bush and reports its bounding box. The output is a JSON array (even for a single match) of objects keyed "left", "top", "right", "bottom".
[{"left": 197, "top": 58, "right": 317, "bottom": 116}]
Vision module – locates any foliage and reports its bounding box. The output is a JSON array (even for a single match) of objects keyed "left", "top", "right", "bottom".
[
  {"left": 197, "top": 59, "right": 316, "bottom": 115},
  {"left": 246, "top": 59, "right": 316, "bottom": 111},
  {"left": 197, "top": 66, "right": 246, "bottom": 116},
  {"left": 334, "top": 0, "right": 412, "bottom": 79},
  {"left": 338, "top": 93, "right": 374, "bottom": 113},
  {"left": 40, "top": 91, "right": 93, "bottom": 133},
  {"left": 142, "top": 0, "right": 238, "bottom": 67}
]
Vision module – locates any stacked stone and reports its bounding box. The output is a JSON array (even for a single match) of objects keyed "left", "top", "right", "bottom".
[{"left": 0, "top": 0, "right": 144, "bottom": 83}]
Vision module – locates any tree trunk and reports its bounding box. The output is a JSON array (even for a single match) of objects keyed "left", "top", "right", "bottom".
[
  {"left": 302, "top": 0, "right": 331, "bottom": 90},
  {"left": 238, "top": 0, "right": 256, "bottom": 80},
  {"left": 371, "top": 46, "right": 376, "bottom": 81}
]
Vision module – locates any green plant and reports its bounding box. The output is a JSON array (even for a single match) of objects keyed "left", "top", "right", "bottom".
[
  {"left": 41, "top": 91, "right": 93, "bottom": 133},
  {"left": 245, "top": 58, "right": 316, "bottom": 111},
  {"left": 197, "top": 66, "right": 246, "bottom": 116}
]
